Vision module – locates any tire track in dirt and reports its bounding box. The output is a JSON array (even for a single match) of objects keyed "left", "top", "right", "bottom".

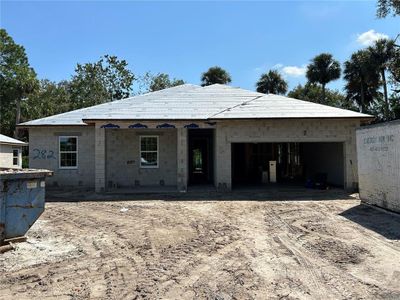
[
  {"left": 1, "top": 199, "right": 400, "bottom": 299},
  {"left": 262, "top": 203, "right": 397, "bottom": 299}
]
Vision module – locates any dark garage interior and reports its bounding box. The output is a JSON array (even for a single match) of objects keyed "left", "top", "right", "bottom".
[{"left": 231, "top": 142, "right": 344, "bottom": 189}]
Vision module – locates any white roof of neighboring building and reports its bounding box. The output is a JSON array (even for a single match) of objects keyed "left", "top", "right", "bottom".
[
  {"left": 0, "top": 134, "right": 28, "bottom": 146},
  {"left": 19, "top": 84, "right": 372, "bottom": 126}
]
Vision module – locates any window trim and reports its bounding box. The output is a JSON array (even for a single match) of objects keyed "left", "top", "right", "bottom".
[
  {"left": 59, "top": 136, "right": 78, "bottom": 169},
  {"left": 139, "top": 135, "right": 159, "bottom": 169},
  {"left": 12, "top": 148, "right": 19, "bottom": 166}
]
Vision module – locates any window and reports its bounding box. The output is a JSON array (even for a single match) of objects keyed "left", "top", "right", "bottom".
[
  {"left": 140, "top": 136, "right": 158, "bottom": 168},
  {"left": 13, "top": 149, "right": 19, "bottom": 166},
  {"left": 59, "top": 136, "right": 78, "bottom": 168}
]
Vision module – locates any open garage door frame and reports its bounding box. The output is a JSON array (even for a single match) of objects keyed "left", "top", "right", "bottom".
[{"left": 231, "top": 142, "right": 345, "bottom": 189}]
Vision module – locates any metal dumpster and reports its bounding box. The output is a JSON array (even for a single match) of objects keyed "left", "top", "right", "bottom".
[{"left": 0, "top": 169, "right": 52, "bottom": 244}]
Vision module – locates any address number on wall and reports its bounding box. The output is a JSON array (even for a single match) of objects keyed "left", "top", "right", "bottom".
[{"left": 32, "top": 149, "right": 56, "bottom": 160}]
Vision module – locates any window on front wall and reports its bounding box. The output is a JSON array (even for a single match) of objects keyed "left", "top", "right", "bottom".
[
  {"left": 140, "top": 136, "right": 158, "bottom": 168},
  {"left": 13, "top": 149, "right": 19, "bottom": 166},
  {"left": 59, "top": 136, "right": 78, "bottom": 168}
]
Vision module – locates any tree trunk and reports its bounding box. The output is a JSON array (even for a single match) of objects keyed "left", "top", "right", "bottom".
[
  {"left": 360, "top": 81, "right": 366, "bottom": 113},
  {"left": 14, "top": 97, "right": 21, "bottom": 138},
  {"left": 321, "top": 84, "right": 326, "bottom": 104},
  {"left": 381, "top": 68, "right": 389, "bottom": 120}
]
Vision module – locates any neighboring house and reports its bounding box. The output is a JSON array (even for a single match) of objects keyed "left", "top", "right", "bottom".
[
  {"left": 19, "top": 84, "right": 373, "bottom": 192},
  {"left": 0, "top": 134, "right": 27, "bottom": 169}
]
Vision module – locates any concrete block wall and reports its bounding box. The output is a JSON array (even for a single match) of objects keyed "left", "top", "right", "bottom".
[
  {"left": 105, "top": 128, "right": 177, "bottom": 188},
  {"left": 29, "top": 126, "right": 95, "bottom": 187},
  {"left": 0, "top": 144, "right": 23, "bottom": 169},
  {"left": 95, "top": 126, "right": 106, "bottom": 192},
  {"left": 214, "top": 119, "right": 361, "bottom": 190},
  {"left": 177, "top": 128, "right": 188, "bottom": 191},
  {"left": 356, "top": 121, "right": 400, "bottom": 212}
]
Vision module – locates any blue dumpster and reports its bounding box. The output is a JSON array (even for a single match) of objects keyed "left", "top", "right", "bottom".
[{"left": 0, "top": 169, "right": 52, "bottom": 244}]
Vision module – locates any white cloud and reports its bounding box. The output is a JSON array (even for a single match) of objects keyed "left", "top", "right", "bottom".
[
  {"left": 356, "top": 30, "right": 389, "bottom": 46},
  {"left": 253, "top": 63, "right": 307, "bottom": 78},
  {"left": 282, "top": 65, "right": 307, "bottom": 77}
]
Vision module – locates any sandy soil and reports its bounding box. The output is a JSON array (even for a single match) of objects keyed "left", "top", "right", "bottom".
[{"left": 1, "top": 192, "right": 400, "bottom": 299}]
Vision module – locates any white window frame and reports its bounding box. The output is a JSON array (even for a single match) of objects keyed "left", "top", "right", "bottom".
[
  {"left": 139, "top": 135, "right": 159, "bottom": 169},
  {"left": 12, "top": 148, "right": 19, "bottom": 167},
  {"left": 59, "top": 136, "right": 78, "bottom": 169}
]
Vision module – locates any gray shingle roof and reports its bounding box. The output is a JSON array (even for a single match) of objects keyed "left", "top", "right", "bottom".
[
  {"left": 0, "top": 134, "right": 28, "bottom": 145},
  {"left": 19, "top": 84, "right": 372, "bottom": 126}
]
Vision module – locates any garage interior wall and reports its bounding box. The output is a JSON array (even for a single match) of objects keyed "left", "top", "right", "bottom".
[{"left": 302, "top": 142, "right": 344, "bottom": 187}]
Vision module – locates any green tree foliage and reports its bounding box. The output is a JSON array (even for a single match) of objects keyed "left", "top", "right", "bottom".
[
  {"left": 306, "top": 53, "right": 341, "bottom": 104},
  {"left": 377, "top": 0, "right": 400, "bottom": 17},
  {"left": 149, "top": 73, "right": 185, "bottom": 92},
  {"left": 69, "top": 55, "right": 134, "bottom": 109},
  {"left": 368, "top": 39, "right": 396, "bottom": 119},
  {"left": 200, "top": 66, "right": 231, "bottom": 86},
  {"left": 343, "top": 49, "right": 381, "bottom": 113},
  {"left": 22, "top": 80, "right": 72, "bottom": 121},
  {"left": 256, "top": 70, "right": 288, "bottom": 95},
  {"left": 288, "top": 83, "right": 355, "bottom": 110},
  {"left": 387, "top": 40, "right": 400, "bottom": 93},
  {"left": 0, "top": 29, "right": 38, "bottom": 137}
]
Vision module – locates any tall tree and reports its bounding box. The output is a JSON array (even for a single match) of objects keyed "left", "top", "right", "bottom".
[
  {"left": 377, "top": 0, "right": 400, "bottom": 17},
  {"left": 200, "top": 66, "right": 231, "bottom": 86},
  {"left": 69, "top": 55, "right": 134, "bottom": 109},
  {"left": 343, "top": 50, "right": 381, "bottom": 113},
  {"left": 149, "top": 73, "right": 185, "bottom": 92},
  {"left": 288, "top": 83, "right": 354, "bottom": 110},
  {"left": 0, "top": 29, "right": 38, "bottom": 137},
  {"left": 22, "top": 80, "right": 72, "bottom": 122},
  {"left": 306, "top": 53, "right": 341, "bottom": 104},
  {"left": 256, "top": 70, "right": 288, "bottom": 95},
  {"left": 368, "top": 39, "right": 396, "bottom": 119}
]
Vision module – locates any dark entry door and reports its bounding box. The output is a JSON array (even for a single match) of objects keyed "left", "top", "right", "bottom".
[{"left": 188, "top": 130, "right": 214, "bottom": 184}]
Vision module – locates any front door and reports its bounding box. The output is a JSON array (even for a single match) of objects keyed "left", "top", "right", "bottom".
[{"left": 188, "top": 129, "right": 214, "bottom": 184}]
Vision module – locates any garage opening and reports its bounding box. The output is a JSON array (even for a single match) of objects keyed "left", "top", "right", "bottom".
[{"left": 231, "top": 142, "right": 344, "bottom": 189}]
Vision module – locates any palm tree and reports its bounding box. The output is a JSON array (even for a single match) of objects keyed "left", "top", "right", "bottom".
[
  {"left": 368, "top": 38, "right": 396, "bottom": 119},
  {"left": 256, "top": 70, "right": 288, "bottom": 95},
  {"left": 343, "top": 50, "right": 380, "bottom": 113},
  {"left": 306, "top": 53, "right": 341, "bottom": 104},
  {"left": 200, "top": 66, "right": 231, "bottom": 86}
]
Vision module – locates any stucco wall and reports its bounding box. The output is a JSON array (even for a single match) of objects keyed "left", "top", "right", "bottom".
[
  {"left": 214, "top": 119, "right": 361, "bottom": 190},
  {"left": 29, "top": 126, "right": 95, "bottom": 187},
  {"left": 105, "top": 129, "right": 177, "bottom": 187},
  {"left": 356, "top": 121, "right": 400, "bottom": 212},
  {"left": 0, "top": 144, "right": 23, "bottom": 169}
]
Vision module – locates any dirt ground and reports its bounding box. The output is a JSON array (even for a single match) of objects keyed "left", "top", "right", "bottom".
[{"left": 1, "top": 190, "right": 400, "bottom": 299}]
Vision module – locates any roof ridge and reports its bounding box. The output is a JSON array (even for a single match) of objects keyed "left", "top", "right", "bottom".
[{"left": 207, "top": 95, "right": 264, "bottom": 119}]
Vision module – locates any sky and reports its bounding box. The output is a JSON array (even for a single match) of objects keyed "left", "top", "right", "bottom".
[{"left": 1, "top": 1, "right": 399, "bottom": 93}]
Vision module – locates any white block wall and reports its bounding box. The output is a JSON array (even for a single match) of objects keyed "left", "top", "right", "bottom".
[
  {"left": 105, "top": 128, "right": 177, "bottom": 188},
  {"left": 214, "top": 119, "right": 361, "bottom": 190},
  {"left": 356, "top": 121, "right": 400, "bottom": 212},
  {"left": 27, "top": 118, "right": 362, "bottom": 193},
  {"left": 29, "top": 127, "right": 95, "bottom": 187}
]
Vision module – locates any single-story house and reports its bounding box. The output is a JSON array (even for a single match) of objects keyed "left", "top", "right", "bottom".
[
  {"left": 0, "top": 134, "right": 27, "bottom": 169},
  {"left": 19, "top": 84, "right": 373, "bottom": 192}
]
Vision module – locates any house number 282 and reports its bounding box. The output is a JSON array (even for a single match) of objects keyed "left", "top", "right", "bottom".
[{"left": 32, "top": 149, "right": 56, "bottom": 160}]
